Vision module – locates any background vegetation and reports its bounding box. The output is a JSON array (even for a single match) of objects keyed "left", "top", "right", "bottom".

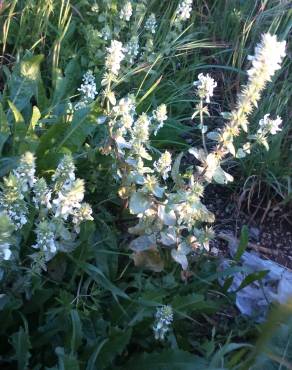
[{"left": 0, "top": 0, "right": 291, "bottom": 369}]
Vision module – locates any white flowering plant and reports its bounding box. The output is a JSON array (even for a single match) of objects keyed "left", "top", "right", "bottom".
[
  {"left": 0, "top": 1, "right": 291, "bottom": 369},
  {"left": 98, "top": 32, "right": 286, "bottom": 272},
  {"left": 0, "top": 152, "right": 93, "bottom": 272}
]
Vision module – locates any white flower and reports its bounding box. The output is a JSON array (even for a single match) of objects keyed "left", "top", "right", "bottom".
[
  {"left": 153, "top": 104, "right": 167, "bottom": 123},
  {"left": 145, "top": 13, "right": 157, "bottom": 34},
  {"left": 77, "top": 70, "right": 98, "bottom": 102},
  {"left": 153, "top": 104, "right": 168, "bottom": 135},
  {"left": 33, "top": 221, "right": 57, "bottom": 258},
  {"left": 105, "top": 40, "right": 125, "bottom": 76},
  {"left": 247, "top": 33, "right": 286, "bottom": 83},
  {"left": 194, "top": 73, "right": 217, "bottom": 103},
  {"left": 153, "top": 305, "right": 173, "bottom": 341},
  {"left": 72, "top": 203, "right": 93, "bottom": 233},
  {"left": 154, "top": 151, "right": 172, "bottom": 180},
  {"left": 91, "top": 4, "right": 99, "bottom": 13},
  {"left": 258, "top": 114, "right": 282, "bottom": 135},
  {"left": 176, "top": 0, "right": 193, "bottom": 21},
  {"left": 53, "top": 179, "right": 85, "bottom": 220},
  {"left": 14, "top": 152, "right": 36, "bottom": 191},
  {"left": 33, "top": 178, "right": 52, "bottom": 209},
  {"left": 113, "top": 96, "right": 136, "bottom": 117},
  {"left": 125, "top": 37, "right": 139, "bottom": 63},
  {"left": 0, "top": 174, "right": 28, "bottom": 229},
  {"left": 131, "top": 113, "right": 151, "bottom": 143},
  {"left": 0, "top": 242, "right": 12, "bottom": 260},
  {"left": 52, "top": 154, "right": 76, "bottom": 187},
  {"left": 119, "top": 1, "right": 133, "bottom": 21}
]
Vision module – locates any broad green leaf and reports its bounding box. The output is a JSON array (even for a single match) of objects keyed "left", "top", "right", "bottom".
[
  {"left": 55, "top": 107, "right": 95, "bottom": 152},
  {"left": 51, "top": 59, "right": 81, "bottom": 107},
  {"left": 20, "top": 55, "right": 44, "bottom": 81},
  {"left": 8, "top": 54, "right": 44, "bottom": 113},
  {"left": 0, "top": 156, "right": 18, "bottom": 177},
  {"left": 36, "top": 121, "right": 68, "bottom": 158}
]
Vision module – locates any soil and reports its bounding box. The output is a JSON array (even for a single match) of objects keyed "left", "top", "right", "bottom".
[{"left": 205, "top": 184, "right": 292, "bottom": 269}]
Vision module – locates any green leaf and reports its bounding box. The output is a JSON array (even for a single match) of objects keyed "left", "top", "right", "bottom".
[
  {"left": 28, "top": 106, "right": 41, "bottom": 133},
  {"left": 70, "top": 310, "right": 83, "bottom": 354},
  {"left": 11, "top": 326, "right": 31, "bottom": 370},
  {"left": 55, "top": 107, "right": 95, "bottom": 152},
  {"left": 98, "top": 327, "right": 132, "bottom": 368},
  {"left": 171, "top": 152, "right": 184, "bottom": 186},
  {"left": 0, "top": 156, "right": 18, "bottom": 176},
  {"left": 83, "top": 263, "right": 129, "bottom": 300},
  {"left": 210, "top": 343, "right": 252, "bottom": 367},
  {"left": 36, "top": 121, "right": 68, "bottom": 157},
  {"left": 0, "top": 103, "right": 10, "bottom": 154},
  {"left": 55, "top": 347, "right": 80, "bottom": 370},
  {"left": 8, "top": 54, "right": 44, "bottom": 113},
  {"left": 51, "top": 59, "right": 81, "bottom": 107},
  {"left": 120, "top": 349, "right": 208, "bottom": 370},
  {"left": 8, "top": 100, "right": 26, "bottom": 154},
  {"left": 236, "top": 270, "right": 268, "bottom": 292},
  {"left": 234, "top": 226, "right": 249, "bottom": 262},
  {"left": 86, "top": 339, "right": 108, "bottom": 370},
  {"left": 171, "top": 294, "right": 204, "bottom": 312}
]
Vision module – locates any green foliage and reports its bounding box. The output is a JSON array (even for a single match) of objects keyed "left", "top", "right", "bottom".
[{"left": 0, "top": 0, "right": 291, "bottom": 369}]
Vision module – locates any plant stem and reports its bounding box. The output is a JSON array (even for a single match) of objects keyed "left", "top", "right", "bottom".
[{"left": 200, "top": 99, "right": 208, "bottom": 155}]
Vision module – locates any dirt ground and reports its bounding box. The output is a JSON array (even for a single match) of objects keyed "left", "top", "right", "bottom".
[{"left": 206, "top": 184, "right": 292, "bottom": 269}]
